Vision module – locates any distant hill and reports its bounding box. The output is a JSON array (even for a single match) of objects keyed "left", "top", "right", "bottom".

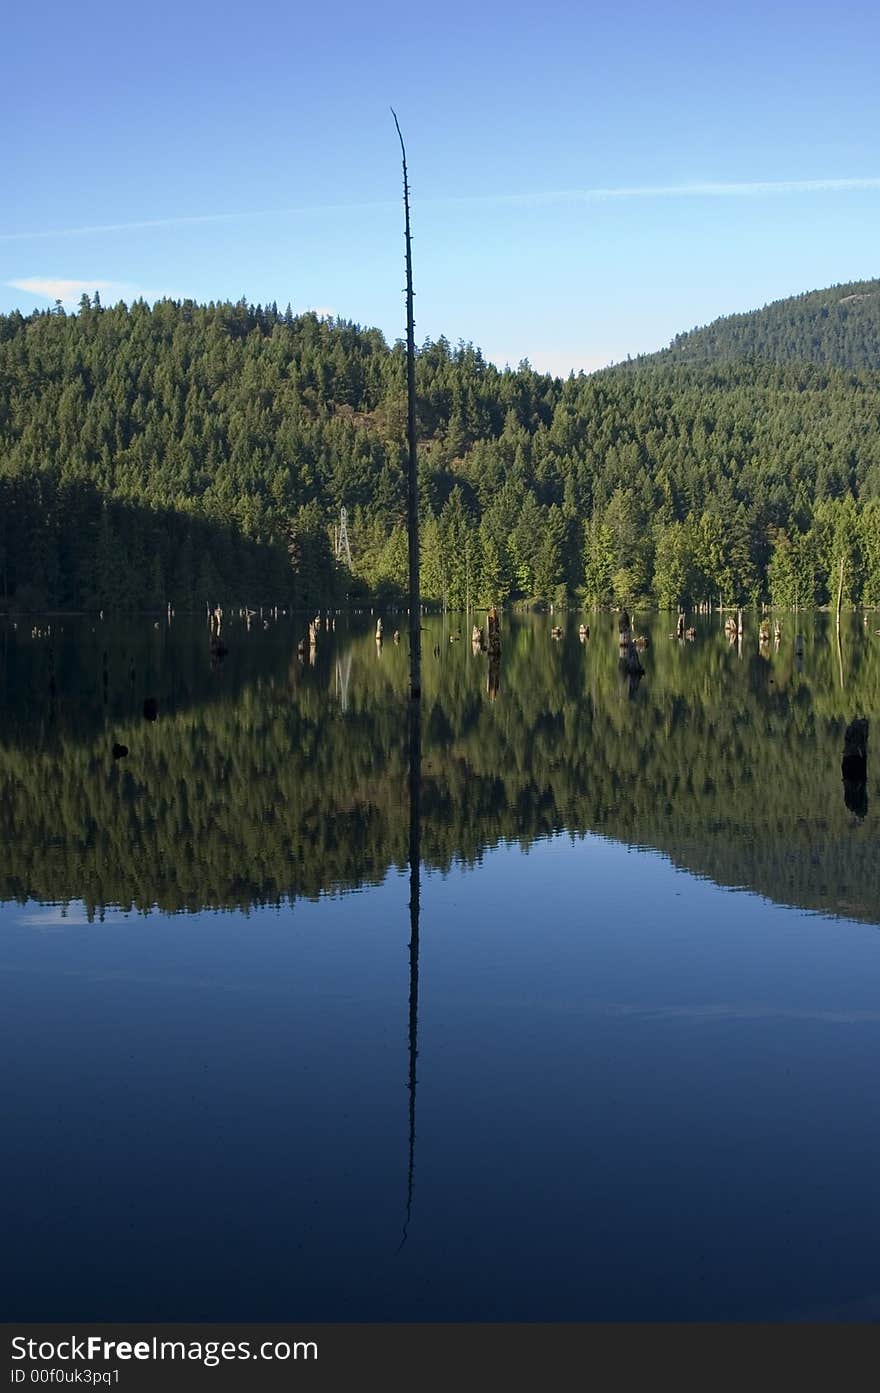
[{"left": 638, "top": 278, "right": 880, "bottom": 372}]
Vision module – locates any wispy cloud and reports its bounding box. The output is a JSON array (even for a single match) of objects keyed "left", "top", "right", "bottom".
[
  {"left": 0, "top": 202, "right": 393, "bottom": 243},
  {"left": 2, "top": 177, "right": 879, "bottom": 243},
  {"left": 472, "top": 176, "right": 880, "bottom": 209},
  {"left": 7, "top": 277, "right": 174, "bottom": 307}
]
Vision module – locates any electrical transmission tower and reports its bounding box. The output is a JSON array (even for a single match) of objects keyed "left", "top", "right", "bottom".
[{"left": 335, "top": 506, "right": 352, "bottom": 567}]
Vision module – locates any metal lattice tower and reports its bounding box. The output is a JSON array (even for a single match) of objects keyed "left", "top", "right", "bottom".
[{"left": 335, "top": 506, "right": 352, "bottom": 567}]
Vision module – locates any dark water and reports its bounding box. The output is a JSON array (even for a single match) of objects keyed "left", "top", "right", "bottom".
[{"left": 1, "top": 610, "right": 879, "bottom": 1321}]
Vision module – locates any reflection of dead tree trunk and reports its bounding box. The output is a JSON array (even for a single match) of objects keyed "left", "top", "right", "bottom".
[
  {"left": 487, "top": 651, "right": 500, "bottom": 700},
  {"left": 619, "top": 646, "right": 643, "bottom": 677},
  {"left": 843, "top": 718, "right": 868, "bottom": 776},
  {"left": 835, "top": 554, "right": 846, "bottom": 690},
  {"left": 399, "top": 693, "right": 421, "bottom": 1249},
  {"left": 392, "top": 109, "right": 421, "bottom": 702},
  {"left": 842, "top": 718, "right": 868, "bottom": 819},
  {"left": 486, "top": 606, "right": 501, "bottom": 698}
]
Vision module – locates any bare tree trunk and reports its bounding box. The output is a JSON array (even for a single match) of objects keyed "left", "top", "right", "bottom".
[{"left": 392, "top": 109, "right": 421, "bottom": 700}]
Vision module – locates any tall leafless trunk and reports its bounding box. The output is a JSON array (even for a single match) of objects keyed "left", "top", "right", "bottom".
[{"left": 392, "top": 109, "right": 421, "bottom": 700}]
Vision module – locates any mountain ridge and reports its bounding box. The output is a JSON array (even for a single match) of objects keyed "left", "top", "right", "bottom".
[{"left": 619, "top": 276, "right": 880, "bottom": 373}]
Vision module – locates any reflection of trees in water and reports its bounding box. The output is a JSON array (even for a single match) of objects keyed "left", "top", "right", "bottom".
[{"left": 1, "top": 613, "right": 879, "bottom": 921}]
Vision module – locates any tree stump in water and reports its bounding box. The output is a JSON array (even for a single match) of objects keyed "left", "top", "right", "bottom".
[{"left": 487, "top": 606, "right": 501, "bottom": 656}]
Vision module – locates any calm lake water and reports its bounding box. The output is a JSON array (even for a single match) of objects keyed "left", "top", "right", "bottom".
[{"left": 1, "top": 610, "right": 879, "bottom": 1321}]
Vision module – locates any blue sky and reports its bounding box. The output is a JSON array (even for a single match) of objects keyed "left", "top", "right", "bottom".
[{"left": 3, "top": 0, "right": 879, "bottom": 373}]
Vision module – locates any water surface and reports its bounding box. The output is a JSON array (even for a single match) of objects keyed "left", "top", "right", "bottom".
[{"left": 1, "top": 611, "right": 878, "bottom": 1320}]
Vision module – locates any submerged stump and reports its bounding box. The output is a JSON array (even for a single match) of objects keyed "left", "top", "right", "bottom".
[{"left": 487, "top": 606, "right": 501, "bottom": 656}]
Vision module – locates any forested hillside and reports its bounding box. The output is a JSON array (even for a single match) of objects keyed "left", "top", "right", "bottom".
[
  {"left": 648, "top": 278, "right": 880, "bottom": 372},
  {"left": 1, "top": 287, "right": 880, "bottom": 612}
]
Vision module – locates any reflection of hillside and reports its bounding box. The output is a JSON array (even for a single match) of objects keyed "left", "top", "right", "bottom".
[
  {"left": 0, "top": 615, "right": 300, "bottom": 746},
  {"left": 1, "top": 615, "right": 879, "bottom": 921}
]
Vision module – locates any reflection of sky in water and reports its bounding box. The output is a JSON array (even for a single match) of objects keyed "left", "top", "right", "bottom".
[{"left": 4, "top": 833, "right": 880, "bottom": 1321}]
